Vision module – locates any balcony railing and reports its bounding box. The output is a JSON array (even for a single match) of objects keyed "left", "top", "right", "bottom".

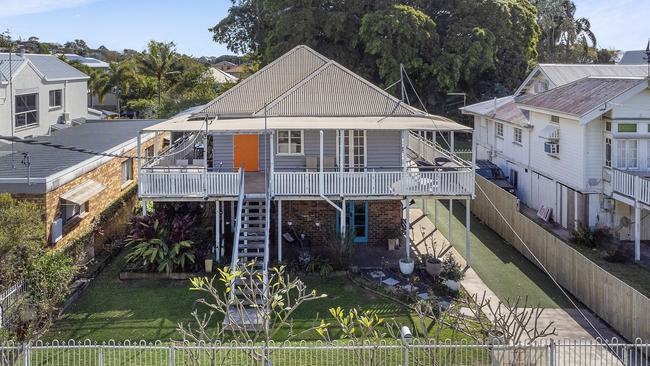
[
  {"left": 272, "top": 169, "right": 474, "bottom": 197},
  {"left": 612, "top": 169, "right": 650, "bottom": 206},
  {"left": 139, "top": 168, "right": 241, "bottom": 198}
]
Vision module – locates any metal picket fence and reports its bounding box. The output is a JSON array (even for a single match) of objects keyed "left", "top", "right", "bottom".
[
  {"left": 0, "top": 338, "right": 648, "bottom": 366},
  {"left": 0, "top": 282, "right": 28, "bottom": 329}
]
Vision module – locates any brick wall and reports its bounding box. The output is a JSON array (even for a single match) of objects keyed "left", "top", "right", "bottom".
[
  {"left": 12, "top": 134, "right": 164, "bottom": 250},
  {"left": 272, "top": 199, "right": 402, "bottom": 250}
]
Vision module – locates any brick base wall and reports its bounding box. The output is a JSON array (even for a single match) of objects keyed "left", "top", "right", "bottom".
[{"left": 271, "top": 199, "right": 402, "bottom": 250}]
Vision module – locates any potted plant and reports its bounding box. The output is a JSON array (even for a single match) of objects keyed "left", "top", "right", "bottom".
[
  {"left": 385, "top": 226, "right": 402, "bottom": 251},
  {"left": 441, "top": 254, "right": 464, "bottom": 291},
  {"left": 399, "top": 257, "right": 415, "bottom": 275},
  {"left": 424, "top": 254, "right": 442, "bottom": 277}
]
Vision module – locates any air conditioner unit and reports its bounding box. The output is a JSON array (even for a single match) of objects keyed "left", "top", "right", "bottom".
[
  {"left": 544, "top": 142, "right": 559, "bottom": 155},
  {"left": 602, "top": 198, "right": 614, "bottom": 211}
]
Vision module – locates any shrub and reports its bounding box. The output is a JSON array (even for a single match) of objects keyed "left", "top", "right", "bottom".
[
  {"left": 569, "top": 224, "right": 596, "bottom": 248},
  {"left": 323, "top": 226, "right": 355, "bottom": 270},
  {"left": 441, "top": 254, "right": 464, "bottom": 281},
  {"left": 126, "top": 238, "right": 196, "bottom": 274},
  {"left": 26, "top": 252, "right": 77, "bottom": 333},
  {"left": 0, "top": 194, "right": 45, "bottom": 290}
]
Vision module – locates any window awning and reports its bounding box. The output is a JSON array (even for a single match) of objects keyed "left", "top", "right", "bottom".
[
  {"left": 59, "top": 180, "right": 106, "bottom": 205},
  {"left": 539, "top": 124, "right": 559, "bottom": 140}
]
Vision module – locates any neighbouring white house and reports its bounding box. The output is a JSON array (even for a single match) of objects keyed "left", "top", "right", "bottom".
[
  {"left": 203, "top": 67, "right": 239, "bottom": 84},
  {"left": 0, "top": 52, "right": 92, "bottom": 139},
  {"left": 462, "top": 63, "right": 650, "bottom": 261},
  {"left": 63, "top": 53, "right": 119, "bottom": 112}
]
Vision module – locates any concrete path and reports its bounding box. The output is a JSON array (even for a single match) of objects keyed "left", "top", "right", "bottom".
[{"left": 408, "top": 207, "right": 627, "bottom": 365}]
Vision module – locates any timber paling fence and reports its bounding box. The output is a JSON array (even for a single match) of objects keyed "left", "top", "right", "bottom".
[
  {"left": 471, "top": 175, "right": 650, "bottom": 342},
  {"left": 0, "top": 339, "right": 648, "bottom": 366}
]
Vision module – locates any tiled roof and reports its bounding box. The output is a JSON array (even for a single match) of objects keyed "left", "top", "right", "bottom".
[
  {"left": 517, "top": 77, "right": 646, "bottom": 116},
  {"left": 198, "top": 45, "right": 424, "bottom": 118}
]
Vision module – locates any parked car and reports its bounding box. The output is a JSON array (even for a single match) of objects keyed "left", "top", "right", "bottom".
[{"left": 475, "top": 160, "right": 516, "bottom": 195}]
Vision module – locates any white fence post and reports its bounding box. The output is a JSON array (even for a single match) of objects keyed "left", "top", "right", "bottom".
[{"left": 169, "top": 344, "right": 175, "bottom": 366}]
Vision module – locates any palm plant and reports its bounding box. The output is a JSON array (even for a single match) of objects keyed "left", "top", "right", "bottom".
[
  {"left": 96, "top": 60, "right": 139, "bottom": 113},
  {"left": 138, "top": 40, "right": 178, "bottom": 107}
]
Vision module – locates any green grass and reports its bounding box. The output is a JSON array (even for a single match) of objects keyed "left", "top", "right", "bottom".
[
  {"left": 419, "top": 199, "right": 572, "bottom": 308},
  {"left": 47, "top": 252, "right": 463, "bottom": 342}
]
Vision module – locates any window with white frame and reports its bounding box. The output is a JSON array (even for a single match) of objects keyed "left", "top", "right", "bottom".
[
  {"left": 513, "top": 127, "right": 522, "bottom": 144},
  {"left": 15, "top": 93, "right": 38, "bottom": 129},
  {"left": 605, "top": 137, "right": 611, "bottom": 168},
  {"left": 616, "top": 140, "right": 637, "bottom": 169},
  {"left": 49, "top": 89, "right": 62, "bottom": 108},
  {"left": 336, "top": 130, "right": 367, "bottom": 171},
  {"left": 277, "top": 130, "right": 303, "bottom": 154},
  {"left": 63, "top": 201, "right": 87, "bottom": 225},
  {"left": 496, "top": 122, "right": 504, "bottom": 138},
  {"left": 121, "top": 158, "right": 133, "bottom": 184}
]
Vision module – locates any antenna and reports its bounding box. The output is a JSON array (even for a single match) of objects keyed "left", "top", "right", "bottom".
[{"left": 645, "top": 38, "right": 650, "bottom": 79}]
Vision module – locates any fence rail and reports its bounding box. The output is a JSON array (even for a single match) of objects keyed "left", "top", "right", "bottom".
[
  {"left": 0, "top": 281, "right": 27, "bottom": 329},
  {"left": 0, "top": 339, "right": 647, "bottom": 366}
]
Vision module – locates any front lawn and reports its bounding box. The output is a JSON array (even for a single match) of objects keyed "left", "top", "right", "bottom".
[{"left": 46, "top": 251, "right": 462, "bottom": 342}]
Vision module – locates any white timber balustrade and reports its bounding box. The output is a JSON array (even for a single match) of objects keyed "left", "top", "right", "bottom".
[
  {"left": 139, "top": 169, "right": 241, "bottom": 198},
  {"left": 272, "top": 170, "right": 473, "bottom": 197},
  {"left": 612, "top": 169, "right": 650, "bottom": 206}
]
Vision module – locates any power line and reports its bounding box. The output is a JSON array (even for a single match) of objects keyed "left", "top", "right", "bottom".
[{"left": 0, "top": 135, "right": 134, "bottom": 159}]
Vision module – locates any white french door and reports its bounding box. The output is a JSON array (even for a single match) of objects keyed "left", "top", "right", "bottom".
[{"left": 336, "top": 130, "right": 367, "bottom": 172}]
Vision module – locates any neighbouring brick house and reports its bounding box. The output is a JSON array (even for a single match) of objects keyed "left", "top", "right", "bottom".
[{"left": 0, "top": 119, "right": 164, "bottom": 249}]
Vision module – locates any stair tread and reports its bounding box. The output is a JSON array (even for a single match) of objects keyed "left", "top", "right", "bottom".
[{"left": 238, "top": 252, "right": 264, "bottom": 257}]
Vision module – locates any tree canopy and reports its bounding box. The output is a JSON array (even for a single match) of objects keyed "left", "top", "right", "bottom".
[{"left": 211, "top": 0, "right": 542, "bottom": 111}]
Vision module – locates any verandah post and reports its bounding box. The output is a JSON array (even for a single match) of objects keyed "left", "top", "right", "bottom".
[{"left": 277, "top": 200, "right": 283, "bottom": 262}]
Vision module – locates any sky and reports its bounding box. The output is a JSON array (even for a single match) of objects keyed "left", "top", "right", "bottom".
[{"left": 0, "top": 0, "right": 649, "bottom": 57}]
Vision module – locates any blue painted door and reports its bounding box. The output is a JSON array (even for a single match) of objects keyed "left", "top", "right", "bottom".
[{"left": 337, "top": 201, "right": 368, "bottom": 243}]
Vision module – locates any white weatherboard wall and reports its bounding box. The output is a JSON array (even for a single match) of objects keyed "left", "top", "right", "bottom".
[
  {"left": 473, "top": 115, "right": 533, "bottom": 205},
  {"left": 529, "top": 112, "right": 587, "bottom": 191},
  {"left": 0, "top": 63, "right": 88, "bottom": 139}
]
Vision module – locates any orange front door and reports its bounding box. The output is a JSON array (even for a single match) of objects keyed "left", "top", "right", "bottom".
[{"left": 233, "top": 134, "right": 260, "bottom": 172}]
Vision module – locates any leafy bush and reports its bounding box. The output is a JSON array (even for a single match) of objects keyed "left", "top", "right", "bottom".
[
  {"left": 0, "top": 194, "right": 45, "bottom": 290},
  {"left": 305, "top": 256, "right": 334, "bottom": 277},
  {"left": 126, "top": 238, "right": 196, "bottom": 274},
  {"left": 441, "top": 254, "right": 464, "bottom": 281},
  {"left": 323, "top": 226, "right": 355, "bottom": 270},
  {"left": 26, "top": 252, "right": 77, "bottom": 333},
  {"left": 569, "top": 224, "right": 613, "bottom": 249}
]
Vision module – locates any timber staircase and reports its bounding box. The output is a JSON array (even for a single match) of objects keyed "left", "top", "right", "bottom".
[{"left": 225, "top": 193, "right": 270, "bottom": 331}]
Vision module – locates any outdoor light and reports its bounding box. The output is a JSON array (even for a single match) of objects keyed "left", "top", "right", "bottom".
[
  {"left": 287, "top": 221, "right": 292, "bottom": 226},
  {"left": 400, "top": 326, "right": 413, "bottom": 345}
]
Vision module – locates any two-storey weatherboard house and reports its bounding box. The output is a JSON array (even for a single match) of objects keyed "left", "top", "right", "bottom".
[
  {"left": 135, "top": 45, "right": 475, "bottom": 276},
  {"left": 462, "top": 64, "right": 650, "bottom": 261},
  {"left": 0, "top": 52, "right": 92, "bottom": 139}
]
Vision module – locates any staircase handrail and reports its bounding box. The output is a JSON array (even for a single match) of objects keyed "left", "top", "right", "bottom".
[{"left": 230, "top": 168, "right": 245, "bottom": 272}]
